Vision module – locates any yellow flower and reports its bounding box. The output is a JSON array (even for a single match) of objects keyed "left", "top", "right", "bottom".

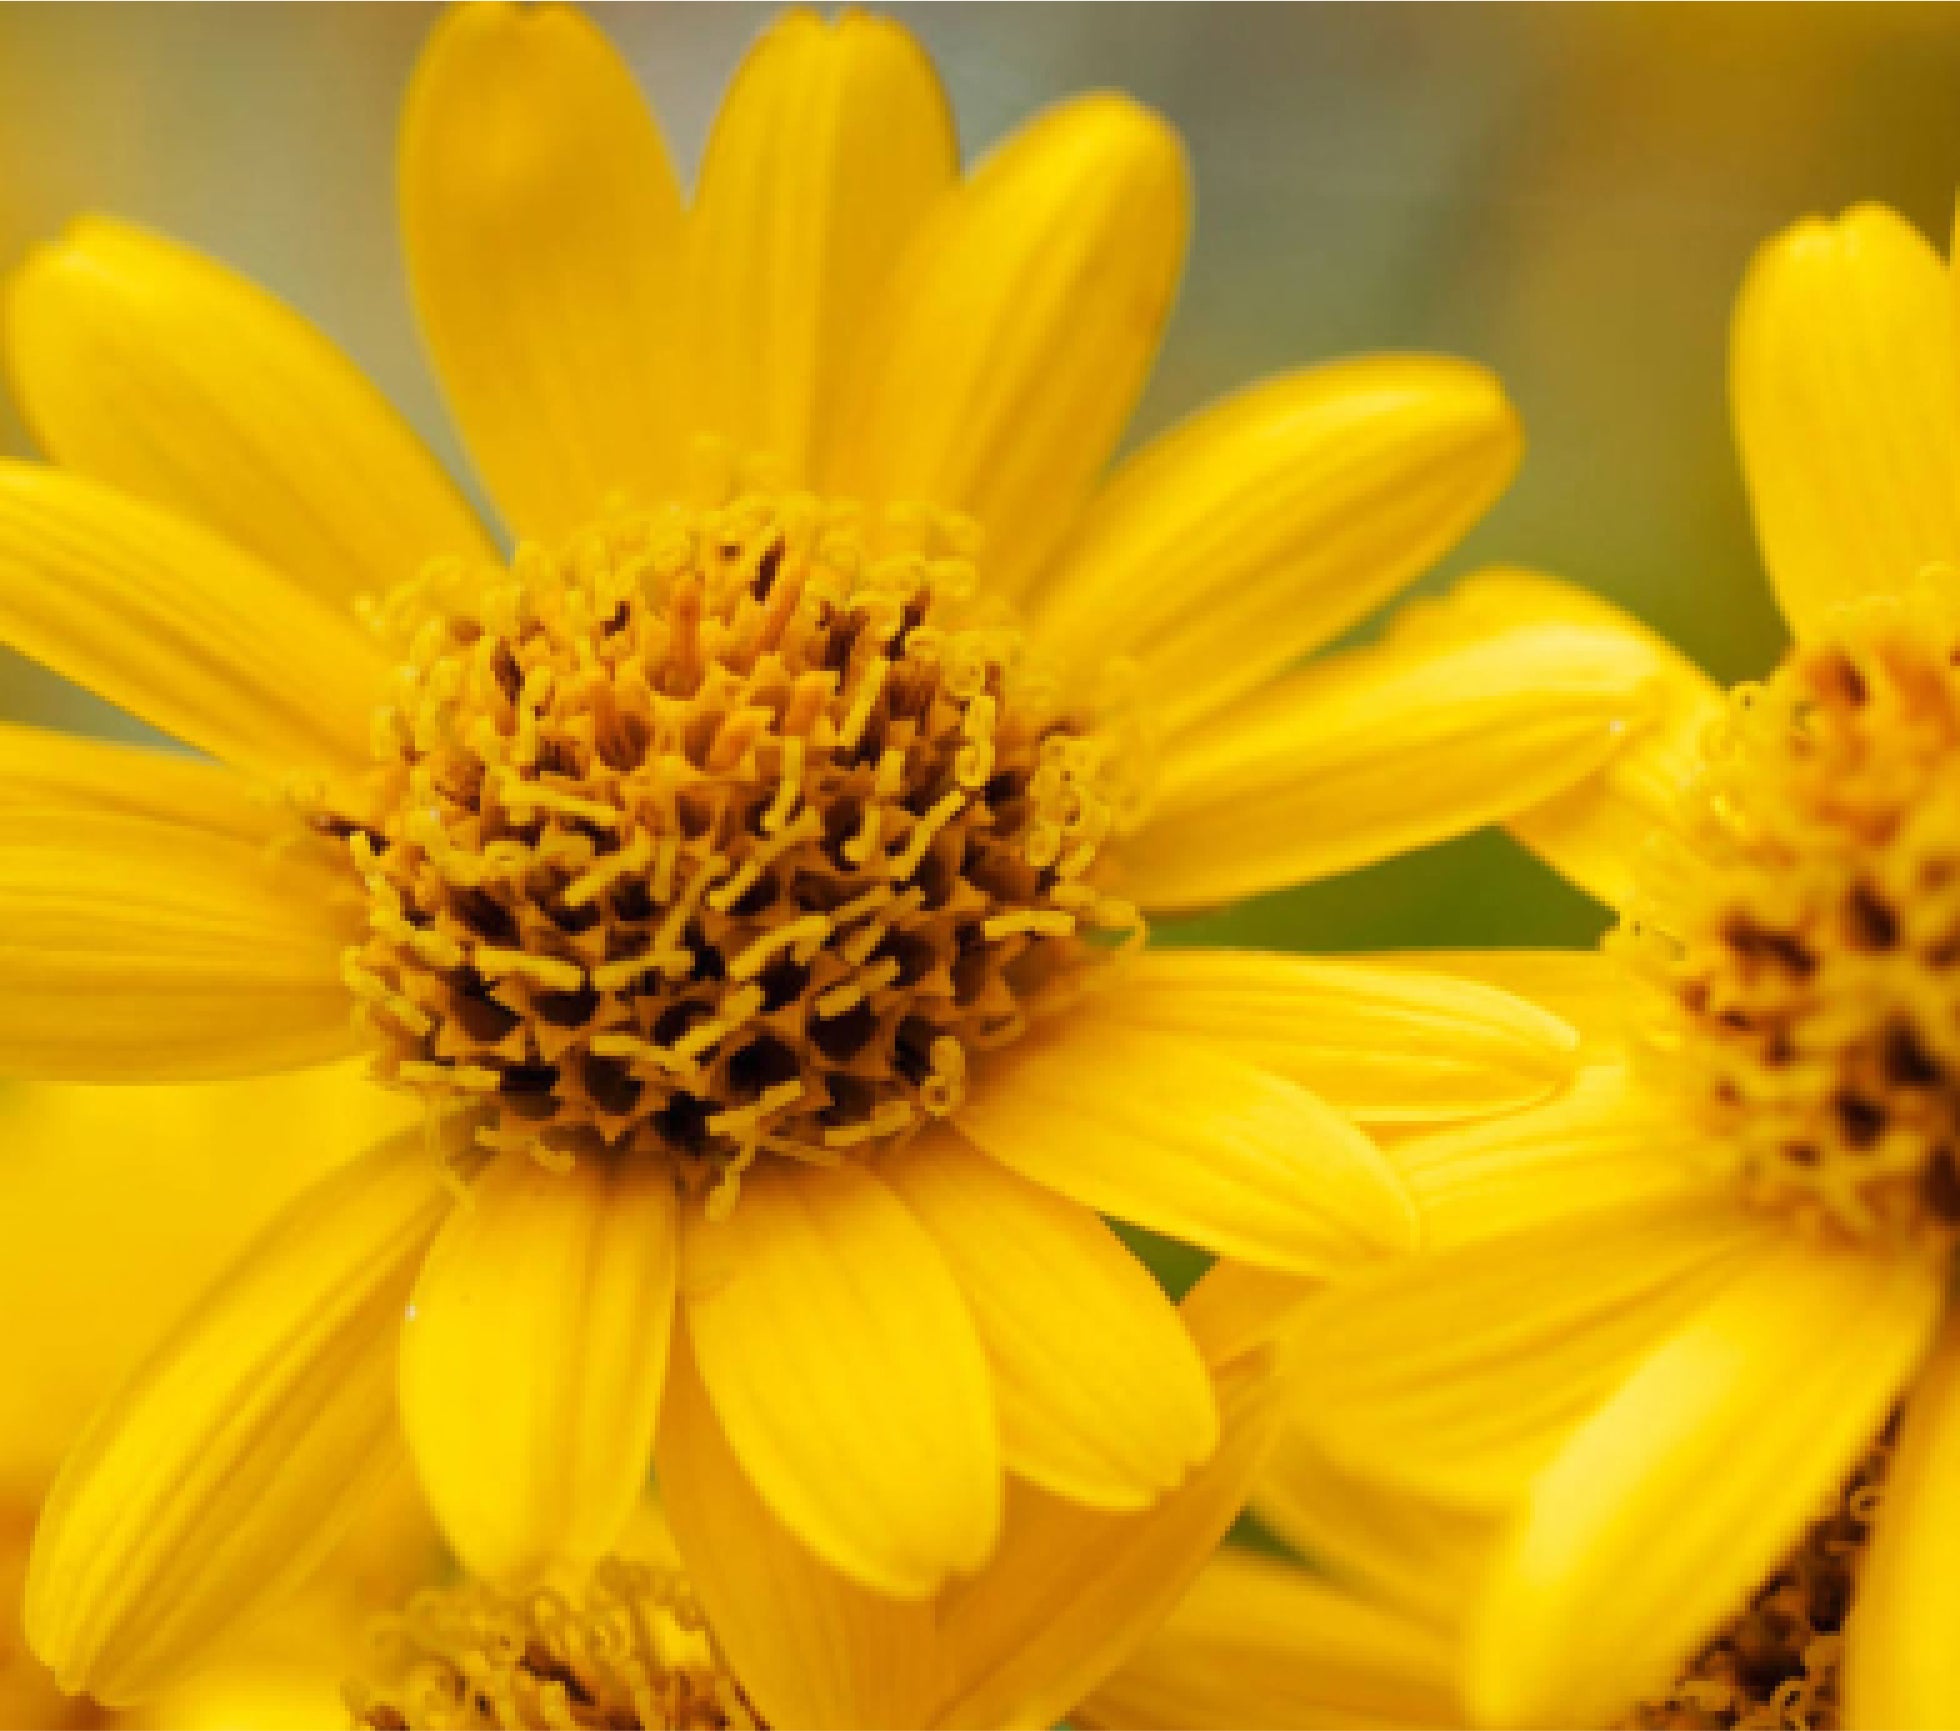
[
  {"left": 1080, "top": 1417, "right": 1886, "bottom": 1731},
  {"left": 350, "top": 1259, "right": 1289, "bottom": 1731},
  {"left": 8, "top": 1, "right": 1631, "bottom": 1706},
  {"left": 0, "top": 1067, "right": 438, "bottom": 1731},
  {"left": 1268, "top": 201, "right": 1960, "bottom": 1729}
]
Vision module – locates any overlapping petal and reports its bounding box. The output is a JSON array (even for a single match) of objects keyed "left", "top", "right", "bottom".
[
  {"left": 400, "top": 1148, "right": 677, "bottom": 1584},
  {"left": 400, "top": 1, "right": 685, "bottom": 539},
  {"left": 680, "top": 1161, "right": 999, "bottom": 1598},
  {"left": 1030, "top": 357, "right": 1521, "bottom": 735},
  {"left": 1733, "top": 203, "right": 1960, "bottom": 638},
  {"left": 1121, "top": 607, "right": 1662, "bottom": 911},
  {"left": 1110, "top": 948, "right": 1579, "bottom": 1125},
  {"left": 687, "top": 11, "right": 955, "bottom": 481},
  {"left": 1468, "top": 1232, "right": 1942, "bottom": 1728},
  {"left": 8, "top": 217, "right": 491, "bottom": 607},
  {"left": 957, "top": 1005, "right": 1416, "bottom": 1275},
  {"left": 829, "top": 92, "right": 1188, "bottom": 596},
  {"left": 25, "top": 1126, "right": 454, "bottom": 1705},
  {"left": 883, "top": 1130, "right": 1217, "bottom": 1511}
]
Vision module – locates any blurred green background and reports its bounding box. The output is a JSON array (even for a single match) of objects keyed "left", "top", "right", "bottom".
[{"left": 1, "top": 2, "right": 1957, "bottom": 957}]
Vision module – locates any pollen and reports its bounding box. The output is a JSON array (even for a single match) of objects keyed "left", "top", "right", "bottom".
[
  {"left": 1623, "top": 1433, "right": 1889, "bottom": 1731},
  {"left": 1626, "top": 597, "right": 1960, "bottom": 1242},
  {"left": 345, "top": 1559, "right": 754, "bottom": 1731},
  {"left": 326, "top": 474, "right": 1138, "bottom": 1198}
]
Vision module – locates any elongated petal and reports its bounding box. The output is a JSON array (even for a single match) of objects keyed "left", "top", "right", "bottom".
[
  {"left": 1445, "top": 569, "right": 1726, "bottom": 908},
  {"left": 0, "top": 721, "right": 285, "bottom": 841},
  {"left": 1254, "top": 1421, "right": 1496, "bottom": 1633},
  {"left": 1122, "top": 610, "right": 1661, "bottom": 911},
  {"left": 1113, "top": 948, "right": 1579, "bottom": 1125},
  {"left": 1078, "top": 1546, "right": 1462, "bottom": 1731},
  {"left": 932, "top": 1342, "right": 1289, "bottom": 1731},
  {"left": 401, "top": 2, "right": 685, "bottom": 540},
  {"left": 400, "top": 1149, "right": 677, "bottom": 1584},
  {"left": 1390, "top": 1063, "right": 1717, "bottom": 1249},
  {"left": 828, "top": 93, "right": 1188, "bottom": 596},
  {"left": 1031, "top": 358, "right": 1520, "bottom": 734},
  {"left": 0, "top": 807, "right": 356, "bottom": 1081},
  {"left": 25, "top": 1125, "right": 454, "bottom": 1704},
  {"left": 1468, "top": 1233, "right": 1942, "bottom": 1729},
  {"left": 1285, "top": 1198, "right": 1772, "bottom": 1511},
  {"left": 958, "top": 1006, "right": 1415, "bottom": 1275},
  {"left": 687, "top": 12, "right": 954, "bottom": 481},
  {"left": 8, "top": 217, "right": 491, "bottom": 608},
  {"left": 883, "top": 1130, "right": 1217, "bottom": 1511},
  {"left": 0, "top": 461, "right": 384, "bottom": 782},
  {"left": 1733, "top": 203, "right": 1960, "bottom": 637},
  {"left": 680, "top": 1162, "right": 999, "bottom": 1598},
  {"left": 1844, "top": 1317, "right": 1960, "bottom": 1729},
  {"left": 1368, "top": 947, "right": 1629, "bottom": 1061},
  {"left": 657, "top": 1334, "right": 944, "bottom": 1731}
]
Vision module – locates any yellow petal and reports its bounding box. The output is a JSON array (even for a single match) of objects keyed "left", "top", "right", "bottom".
[
  {"left": 1367, "top": 947, "right": 1629, "bottom": 1062},
  {"left": 1391, "top": 1063, "right": 1718, "bottom": 1250},
  {"left": 882, "top": 1129, "right": 1217, "bottom": 1511},
  {"left": 1122, "top": 607, "right": 1661, "bottom": 912},
  {"left": 0, "top": 720, "right": 286, "bottom": 840},
  {"left": 657, "top": 1332, "right": 944, "bottom": 1731},
  {"left": 1287, "top": 1198, "right": 1772, "bottom": 1512},
  {"left": 400, "top": 2, "right": 685, "bottom": 540},
  {"left": 1844, "top": 1315, "right": 1960, "bottom": 1730},
  {"left": 1030, "top": 357, "right": 1520, "bottom": 735},
  {"left": 1253, "top": 1420, "right": 1496, "bottom": 1634},
  {"left": 1467, "top": 1232, "right": 1942, "bottom": 1729},
  {"left": 957, "top": 1004, "right": 1416, "bottom": 1276},
  {"left": 400, "top": 1148, "right": 677, "bottom": 1584},
  {"left": 1174, "top": 1257, "right": 1320, "bottom": 1376},
  {"left": 0, "top": 805, "right": 356, "bottom": 1081},
  {"left": 1113, "top": 948, "right": 1580, "bottom": 1126},
  {"left": 828, "top": 93, "right": 1188, "bottom": 597},
  {"left": 1733, "top": 203, "right": 1960, "bottom": 637},
  {"left": 1444, "top": 569, "right": 1727, "bottom": 907},
  {"left": 931, "top": 1341, "right": 1289, "bottom": 1731},
  {"left": 687, "top": 12, "right": 954, "bottom": 482},
  {"left": 0, "top": 461, "right": 385, "bottom": 782},
  {"left": 24, "top": 1124, "right": 454, "bottom": 1705},
  {"left": 7, "top": 217, "right": 492, "bottom": 608},
  {"left": 680, "top": 1161, "right": 1000, "bottom": 1598},
  {"left": 1078, "top": 1545, "right": 1462, "bottom": 1731}
]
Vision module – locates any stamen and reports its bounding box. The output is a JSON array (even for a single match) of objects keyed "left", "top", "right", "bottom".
[
  {"left": 346, "top": 1559, "right": 756, "bottom": 1731},
  {"left": 328, "top": 481, "right": 1138, "bottom": 1196},
  {"left": 1628, "top": 596, "right": 1960, "bottom": 1243}
]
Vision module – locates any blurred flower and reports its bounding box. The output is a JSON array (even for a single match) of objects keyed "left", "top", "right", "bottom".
[
  {"left": 0, "top": 1066, "right": 436, "bottom": 1730},
  {"left": 4, "top": 0, "right": 1625, "bottom": 1707},
  {"left": 348, "top": 1258, "right": 1290, "bottom": 1731},
  {"left": 1256, "top": 200, "right": 1960, "bottom": 1728}
]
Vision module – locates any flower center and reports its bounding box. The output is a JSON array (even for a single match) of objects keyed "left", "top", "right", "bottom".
[
  {"left": 1627, "top": 599, "right": 1960, "bottom": 1242},
  {"left": 1622, "top": 1433, "right": 1888, "bottom": 1731},
  {"left": 331, "top": 482, "right": 1138, "bottom": 1204},
  {"left": 346, "top": 1559, "right": 753, "bottom": 1731}
]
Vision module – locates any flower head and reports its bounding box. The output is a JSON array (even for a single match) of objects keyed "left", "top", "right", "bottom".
[
  {"left": 4, "top": 1, "right": 1626, "bottom": 1705},
  {"left": 1263, "top": 200, "right": 1960, "bottom": 1729}
]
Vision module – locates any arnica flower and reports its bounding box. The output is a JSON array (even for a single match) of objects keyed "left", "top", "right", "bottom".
[
  {"left": 1265, "top": 200, "right": 1960, "bottom": 1729},
  {"left": 8, "top": 0, "right": 1634, "bottom": 1705},
  {"left": 0, "top": 1067, "right": 436, "bottom": 1731},
  {"left": 351, "top": 1258, "right": 1287, "bottom": 1731}
]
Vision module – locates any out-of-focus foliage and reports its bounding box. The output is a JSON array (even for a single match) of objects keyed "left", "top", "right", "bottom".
[{"left": 2, "top": 1, "right": 1957, "bottom": 956}]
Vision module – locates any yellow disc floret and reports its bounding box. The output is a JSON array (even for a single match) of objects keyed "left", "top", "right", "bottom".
[
  {"left": 346, "top": 1559, "right": 752, "bottom": 1731},
  {"left": 329, "top": 482, "right": 1138, "bottom": 1201},
  {"left": 1628, "top": 597, "right": 1960, "bottom": 1242}
]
